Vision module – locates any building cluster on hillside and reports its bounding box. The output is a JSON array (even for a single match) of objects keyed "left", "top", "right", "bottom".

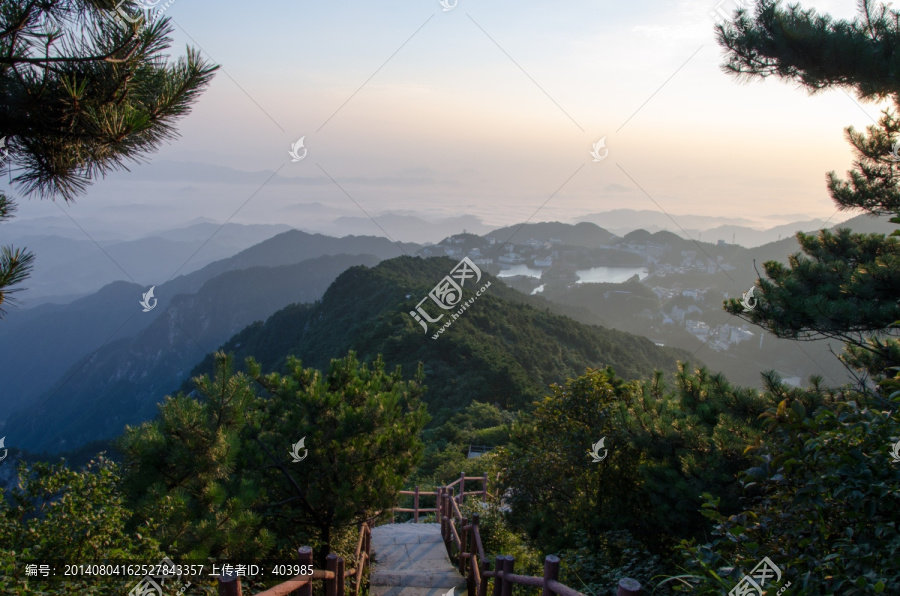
[
  {"left": 422, "top": 234, "right": 569, "bottom": 269},
  {"left": 649, "top": 250, "right": 737, "bottom": 277},
  {"left": 657, "top": 286, "right": 756, "bottom": 351},
  {"left": 420, "top": 232, "right": 754, "bottom": 352},
  {"left": 673, "top": 314, "right": 755, "bottom": 350},
  {"left": 420, "top": 234, "right": 739, "bottom": 282},
  {"left": 619, "top": 241, "right": 669, "bottom": 261}
]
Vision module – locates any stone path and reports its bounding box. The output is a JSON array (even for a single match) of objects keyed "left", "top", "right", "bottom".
[{"left": 370, "top": 523, "right": 467, "bottom": 596}]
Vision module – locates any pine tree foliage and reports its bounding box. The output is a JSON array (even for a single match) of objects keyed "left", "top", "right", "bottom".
[
  {"left": 665, "top": 3, "right": 900, "bottom": 592},
  {"left": 720, "top": 0, "right": 900, "bottom": 381},
  {"left": 0, "top": 0, "right": 217, "bottom": 313},
  {"left": 119, "top": 354, "right": 270, "bottom": 561},
  {"left": 0, "top": 193, "right": 34, "bottom": 317},
  {"left": 119, "top": 351, "right": 428, "bottom": 566},
  {"left": 0, "top": 0, "right": 218, "bottom": 200},
  {"left": 498, "top": 365, "right": 769, "bottom": 556},
  {"left": 719, "top": 0, "right": 900, "bottom": 98},
  {"left": 247, "top": 350, "right": 429, "bottom": 564}
]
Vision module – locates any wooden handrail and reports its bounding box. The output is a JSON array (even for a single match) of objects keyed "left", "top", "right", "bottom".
[
  {"left": 449, "top": 494, "right": 464, "bottom": 520},
  {"left": 470, "top": 523, "right": 487, "bottom": 564},
  {"left": 217, "top": 474, "right": 637, "bottom": 596},
  {"left": 253, "top": 577, "right": 311, "bottom": 596},
  {"left": 218, "top": 524, "right": 373, "bottom": 596},
  {"left": 398, "top": 474, "right": 639, "bottom": 596}
]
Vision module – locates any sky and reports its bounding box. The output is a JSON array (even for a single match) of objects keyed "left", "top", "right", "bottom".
[{"left": 5, "top": 0, "right": 880, "bottom": 238}]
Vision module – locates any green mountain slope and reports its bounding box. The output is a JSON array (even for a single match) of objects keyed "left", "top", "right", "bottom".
[
  {"left": 188, "top": 256, "right": 690, "bottom": 424},
  {"left": 7, "top": 254, "right": 381, "bottom": 452},
  {"left": 485, "top": 221, "right": 617, "bottom": 247},
  {"left": 0, "top": 229, "right": 416, "bottom": 421}
]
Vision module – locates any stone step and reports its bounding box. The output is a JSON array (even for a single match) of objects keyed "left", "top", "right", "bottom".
[
  {"left": 370, "top": 570, "right": 467, "bottom": 588},
  {"left": 370, "top": 523, "right": 465, "bottom": 595},
  {"left": 371, "top": 586, "right": 462, "bottom": 596}
]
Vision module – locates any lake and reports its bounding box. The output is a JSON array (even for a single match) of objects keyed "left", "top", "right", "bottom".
[
  {"left": 575, "top": 266, "right": 648, "bottom": 284},
  {"left": 498, "top": 264, "right": 649, "bottom": 284}
]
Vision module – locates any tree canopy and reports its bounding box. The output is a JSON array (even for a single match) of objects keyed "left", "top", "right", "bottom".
[
  {"left": 722, "top": 0, "right": 900, "bottom": 385},
  {"left": 119, "top": 351, "right": 429, "bottom": 566},
  {"left": 0, "top": 0, "right": 218, "bottom": 313}
]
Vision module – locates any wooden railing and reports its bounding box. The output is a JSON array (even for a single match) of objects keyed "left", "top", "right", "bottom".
[
  {"left": 432, "top": 476, "right": 642, "bottom": 596},
  {"left": 467, "top": 445, "right": 493, "bottom": 458},
  {"left": 218, "top": 474, "right": 642, "bottom": 596},
  {"left": 392, "top": 472, "right": 489, "bottom": 522},
  {"left": 217, "top": 521, "right": 372, "bottom": 596}
]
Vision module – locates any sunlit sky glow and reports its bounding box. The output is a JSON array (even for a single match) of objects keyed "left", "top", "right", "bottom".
[{"left": 6, "top": 0, "right": 879, "bottom": 238}]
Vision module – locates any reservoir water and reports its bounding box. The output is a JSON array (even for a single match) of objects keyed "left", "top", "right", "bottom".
[
  {"left": 497, "top": 264, "right": 649, "bottom": 285},
  {"left": 576, "top": 266, "right": 648, "bottom": 284}
]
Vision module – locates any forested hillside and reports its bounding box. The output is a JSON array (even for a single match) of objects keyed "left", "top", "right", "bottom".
[
  {"left": 188, "top": 256, "right": 688, "bottom": 423},
  {"left": 7, "top": 254, "right": 382, "bottom": 451}
]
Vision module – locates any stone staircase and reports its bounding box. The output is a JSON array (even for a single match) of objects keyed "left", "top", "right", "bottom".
[{"left": 370, "top": 523, "right": 467, "bottom": 596}]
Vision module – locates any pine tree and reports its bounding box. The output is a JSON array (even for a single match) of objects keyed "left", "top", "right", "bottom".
[
  {"left": 720, "top": 0, "right": 900, "bottom": 386},
  {"left": 663, "top": 3, "right": 900, "bottom": 592},
  {"left": 0, "top": 0, "right": 218, "bottom": 314},
  {"left": 0, "top": 194, "right": 33, "bottom": 317},
  {"left": 498, "top": 366, "right": 768, "bottom": 555},
  {"left": 247, "top": 351, "right": 430, "bottom": 564},
  {"left": 120, "top": 351, "right": 429, "bottom": 566}
]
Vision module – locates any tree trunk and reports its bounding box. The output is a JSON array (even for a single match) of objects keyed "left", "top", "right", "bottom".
[{"left": 318, "top": 522, "right": 332, "bottom": 568}]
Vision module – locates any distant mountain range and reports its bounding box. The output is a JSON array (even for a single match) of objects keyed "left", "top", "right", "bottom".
[
  {"left": 7, "top": 221, "right": 292, "bottom": 302},
  {"left": 3, "top": 211, "right": 893, "bottom": 453},
  {"left": 326, "top": 214, "right": 491, "bottom": 244},
  {"left": 0, "top": 229, "right": 415, "bottom": 422},
  {"left": 485, "top": 221, "right": 617, "bottom": 248},
  {"left": 6, "top": 254, "right": 383, "bottom": 452},
  {"left": 575, "top": 209, "right": 868, "bottom": 247}
]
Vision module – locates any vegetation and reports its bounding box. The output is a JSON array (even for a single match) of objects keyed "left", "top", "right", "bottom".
[
  {"left": 0, "top": 458, "right": 163, "bottom": 595},
  {"left": 187, "top": 256, "right": 689, "bottom": 425},
  {"left": 500, "top": 365, "right": 769, "bottom": 554},
  {"left": 0, "top": 0, "right": 217, "bottom": 314},
  {"left": 6, "top": 2, "right": 900, "bottom": 595},
  {"left": 120, "top": 351, "right": 428, "bottom": 567},
  {"left": 721, "top": 0, "right": 900, "bottom": 384},
  {"left": 674, "top": 376, "right": 900, "bottom": 594}
]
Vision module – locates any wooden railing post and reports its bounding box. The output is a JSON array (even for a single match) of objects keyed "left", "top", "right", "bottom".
[
  {"left": 414, "top": 485, "right": 420, "bottom": 523},
  {"left": 459, "top": 516, "right": 469, "bottom": 575},
  {"left": 542, "top": 555, "right": 560, "bottom": 596},
  {"left": 298, "top": 546, "right": 313, "bottom": 596},
  {"left": 482, "top": 472, "right": 488, "bottom": 499},
  {"left": 445, "top": 487, "right": 455, "bottom": 554},
  {"left": 501, "top": 556, "right": 515, "bottom": 596},
  {"left": 218, "top": 570, "right": 242, "bottom": 596},
  {"left": 439, "top": 487, "right": 446, "bottom": 538},
  {"left": 460, "top": 472, "right": 466, "bottom": 504},
  {"left": 325, "top": 553, "right": 339, "bottom": 596},
  {"left": 471, "top": 513, "right": 482, "bottom": 596},
  {"left": 336, "top": 556, "right": 346, "bottom": 596},
  {"left": 617, "top": 578, "right": 641, "bottom": 596},
  {"left": 492, "top": 556, "right": 505, "bottom": 596}
]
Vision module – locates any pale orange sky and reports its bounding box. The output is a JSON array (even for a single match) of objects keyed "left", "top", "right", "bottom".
[{"left": 7, "top": 0, "right": 879, "bottom": 232}]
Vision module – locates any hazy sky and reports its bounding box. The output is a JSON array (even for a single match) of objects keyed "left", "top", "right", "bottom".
[{"left": 7, "top": 0, "right": 877, "bottom": 237}]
